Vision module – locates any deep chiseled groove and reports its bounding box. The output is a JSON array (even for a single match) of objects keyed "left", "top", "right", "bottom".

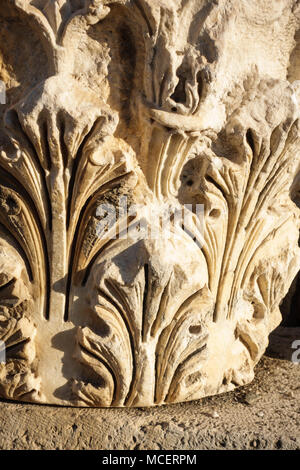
[
  {"left": 246, "top": 128, "right": 256, "bottom": 155},
  {"left": 44, "top": 245, "right": 51, "bottom": 320},
  {"left": 154, "top": 349, "right": 160, "bottom": 404},
  {"left": 57, "top": 112, "right": 69, "bottom": 169},
  {"left": 149, "top": 49, "right": 158, "bottom": 105},
  {"left": 159, "top": 72, "right": 168, "bottom": 108},
  {"left": 205, "top": 174, "right": 227, "bottom": 201},
  {"left": 66, "top": 124, "right": 95, "bottom": 230},
  {"left": 142, "top": 263, "right": 149, "bottom": 342},
  {"left": 196, "top": 71, "right": 204, "bottom": 113},
  {"left": 39, "top": 119, "right": 52, "bottom": 172}
]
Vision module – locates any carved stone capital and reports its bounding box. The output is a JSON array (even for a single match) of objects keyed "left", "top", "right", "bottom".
[{"left": 0, "top": 0, "right": 299, "bottom": 406}]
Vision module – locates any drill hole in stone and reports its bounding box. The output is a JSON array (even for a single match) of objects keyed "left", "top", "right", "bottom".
[
  {"left": 189, "top": 325, "right": 202, "bottom": 335},
  {"left": 209, "top": 208, "right": 221, "bottom": 219}
]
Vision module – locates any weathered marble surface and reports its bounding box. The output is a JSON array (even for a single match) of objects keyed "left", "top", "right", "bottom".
[{"left": 0, "top": 0, "right": 300, "bottom": 407}]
